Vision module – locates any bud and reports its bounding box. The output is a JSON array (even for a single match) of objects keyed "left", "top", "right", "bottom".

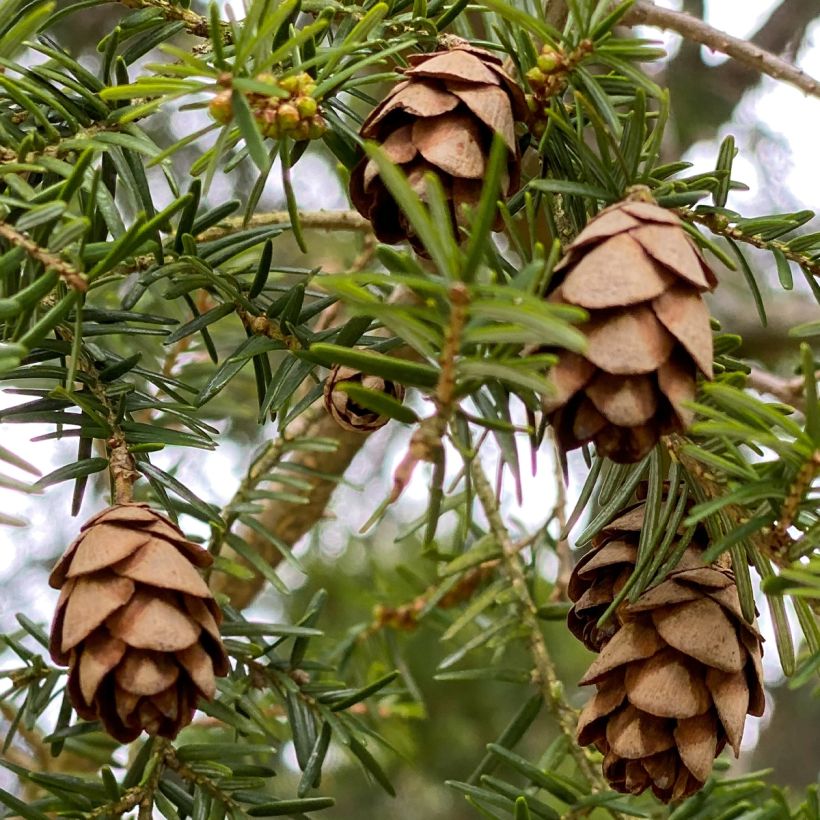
[
  {"left": 537, "top": 50, "right": 561, "bottom": 73},
  {"left": 526, "top": 66, "right": 547, "bottom": 87},
  {"left": 279, "top": 74, "right": 301, "bottom": 94},
  {"left": 307, "top": 117, "right": 327, "bottom": 140},
  {"left": 208, "top": 90, "right": 233, "bottom": 124},
  {"left": 256, "top": 107, "right": 280, "bottom": 139},
  {"left": 296, "top": 95, "right": 318, "bottom": 119},
  {"left": 277, "top": 102, "right": 301, "bottom": 132}
]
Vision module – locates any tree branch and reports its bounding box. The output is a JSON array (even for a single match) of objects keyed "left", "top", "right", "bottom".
[
  {"left": 197, "top": 210, "right": 372, "bottom": 242},
  {"left": 662, "top": 0, "right": 819, "bottom": 149},
  {"left": 470, "top": 456, "right": 609, "bottom": 793},
  {"left": 0, "top": 221, "right": 87, "bottom": 292},
  {"left": 747, "top": 366, "right": 815, "bottom": 413},
  {"left": 680, "top": 209, "right": 820, "bottom": 281},
  {"left": 622, "top": 0, "right": 820, "bottom": 101}
]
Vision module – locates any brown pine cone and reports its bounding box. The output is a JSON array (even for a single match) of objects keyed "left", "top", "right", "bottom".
[
  {"left": 349, "top": 42, "right": 527, "bottom": 249},
  {"left": 567, "top": 504, "right": 642, "bottom": 651},
  {"left": 567, "top": 502, "right": 708, "bottom": 652},
  {"left": 49, "top": 503, "right": 229, "bottom": 743},
  {"left": 543, "top": 198, "right": 717, "bottom": 463},
  {"left": 575, "top": 558, "right": 764, "bottom": 802}
]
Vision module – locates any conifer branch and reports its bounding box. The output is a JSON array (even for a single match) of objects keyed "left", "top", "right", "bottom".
[
  {"left": 87, "top": 739, "right": 170, "bottom": 818},
  {"left": 116, "top": 0, "right": 217, "bottom": 38},
  {"left": 0, "top": 222, "right": 87, "bottom": 292},
  {"left": 747, "top": 367, "right": 816, "bottom": 413},
  {"left": 622, "top": 1, "right": 820, "bottom": 100},
  {"left": 197, "top": 209, "right": 372, "bottom": 242},
  {"left": 0, "top": 125, "right": 112, "bottom": 165},
  {"left": 470, "top": 456, "right": 609, "bottom": 793},
  {"left": 681, "top": 210, "right": 820, "bottom": 280}
]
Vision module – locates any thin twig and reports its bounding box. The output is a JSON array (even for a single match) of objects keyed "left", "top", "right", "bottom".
[
  {"left": 87, "top": 739, "right": 170, "bottom": 818},
  {"left": 0, "top": 221, "right": 87, "bottom": 291},
  {"left": 771, "top": 451, "right": 820, "bottom": 558},
  {"left": 622, "top": 0, "right": 820, "bottom": 100},
  {"left": 0, "top": 125, "right": 115, "bottom": 165},
  {"left": 470, "top": 456, "right": 610, "bottom": 793},
  {"left": 117, "top": 0, "right": 216, "bottom": 37},
  {"left": 164, "top": 745, "right": 241, "bottom": 810},
  {"left": 390, "top": 283, "right": 468, "bottom": 502},
  {"left": 197, "top": 210, "right": 372, "bottom": 242},
  {"left": 747, "top": 366, "right": 815, "bottom": 413},
  {"left": 682, "top": 209, "right": 820, "bottom": 280},
  {"left": 79, "top": 355, "right": 139, "bottom": 504}
]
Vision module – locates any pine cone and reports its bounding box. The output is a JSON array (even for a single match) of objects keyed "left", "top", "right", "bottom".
[
  {"left": 574, "top": 548, "right": 764, "bottom": 802},
  {"left": 323, "top": 365, "right": 405, "bottom": 432},
  {"left": 567, "top": 502, "right": 707, "bottom": 652},
  {"left": 49, "top": 503, "right": 229, "bottom": 743},
  {"left": 349, "top": 42, "right": 527, "bottom": 249},
  {"left": 543, "top": 199, "right": 717, "bottom": 463}
]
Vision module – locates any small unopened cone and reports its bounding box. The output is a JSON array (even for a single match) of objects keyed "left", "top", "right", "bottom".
[
  {"left": 323, "top": 365, "right": 405, "bottom": 433},
  {"left": 49, "top": 503, "right": 229, "bottom": 743}
]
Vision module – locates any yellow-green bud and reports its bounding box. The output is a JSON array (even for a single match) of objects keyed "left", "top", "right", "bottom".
[
  {"left": 292, "top": 121, "right": 311, "bottom": 141},
  {"left": 537, "top": 50, "right": 561, "bottom": 73},
  {"left": 256, "top": 108, "right": 279, "bottom": 139},
  {"left": 526, "top": 66, "right": 546, "bottom": 87},
  {"left": 279, "top": 75, "right": 301, "bottom": 94},
  {"left": 277, "top": 102, "right": 300, "bottom": 131},
  {"left": 307, "top": 118, "right": 326, "bottom": 140},
  {"left": 296, "top": 95, "right": 318, "bottom": 118},
  {"left": 208, "top": 91, "right": 233, "bottom": 124}
]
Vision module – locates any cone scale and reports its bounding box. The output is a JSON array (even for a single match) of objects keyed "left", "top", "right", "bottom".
[{"left": 49, "top": 503, "right": 229, "bottom": 743}]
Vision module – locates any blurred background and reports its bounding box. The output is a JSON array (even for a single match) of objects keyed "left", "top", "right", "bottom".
[{"left": 1, "top": 0, "right": 819, "bottom": 816}]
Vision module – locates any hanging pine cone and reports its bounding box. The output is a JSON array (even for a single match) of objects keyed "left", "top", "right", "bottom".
[
  {"left": 349, "top": 41, "right": 527, "bottom": 249},
  {"left": 570, "top": 511, "right": 764, "bottom": 802},
  {"left": 323, "top": 365, "right": 405, "bottom": 432},
  {"left": 49, "top": 503, "right": 229, "bottom": 743},
  {"left": 543, "top": 197, "right": 717, "bottom": 463}
]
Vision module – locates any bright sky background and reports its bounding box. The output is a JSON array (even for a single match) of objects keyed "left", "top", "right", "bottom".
[{"left": 1, "top": 0, "right": 818, "bottom": 758}]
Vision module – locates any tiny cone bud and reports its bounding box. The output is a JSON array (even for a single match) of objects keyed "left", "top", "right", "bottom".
[
  {"left": 543, "top": 198, "right": 718, "bottom": 463},
  {"left": 307, "top": 117, "right": 327, "bottom": 140},
  {"left": 296, "top": 95, "right": 318, "bottom": 118},
  {"left": 570, "top": 501, "right": 764, "bottom": 802},
  {"left": 537, "top": 50, "right": 561, "bottom": 73},
  {"left": 349, "top": 42, "right": 527, "bottom": 250},
  {"left": 277, "top": 102, "right": 301, "bottom": 131},
  {"left": 323, "top": 365, "right": 405, "bottom": 432},
  {"left": 257, "top": 107, "right": 280, "bottom": 139},
  {"left": 526, "top": 66, "right": 547, "bottom": 86},
  {"left": 291, "top": 120, "right": 310, "bottom": 141},
  {"left": 49, "top": 504, "right": 229, "bottom": 743},
  {"left": 279, "top": 74, "right": 301, "bottom": 94},
  {"left": 208, "top": 90, "right": 233, "bottom": 124}
]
